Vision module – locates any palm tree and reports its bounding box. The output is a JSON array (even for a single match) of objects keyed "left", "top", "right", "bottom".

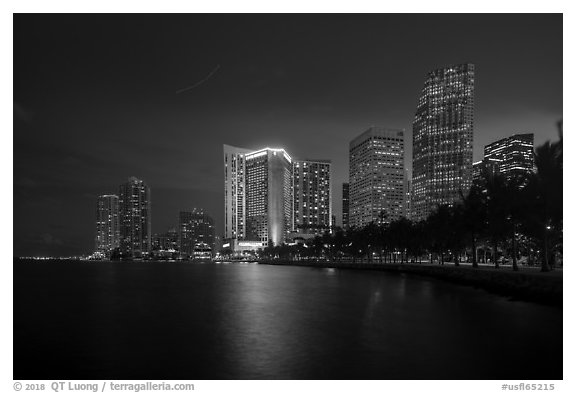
[
  {"left": 426, "top": 204, "right": 453, "bottom": 265},
  {"left": 521, "top": 138, "right": 562, "bottom": 272},
  {"left": 482, "top": 170, "right": 512, "bottom": 269},
  {"left": 459, "top": 183, "right": 486, "bottom": 268}
]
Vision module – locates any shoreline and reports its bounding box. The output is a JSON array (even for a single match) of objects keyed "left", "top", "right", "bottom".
[
  {"left": 14, "top": 257, "right": 563, "bottom": 307},
  {"left": 259, "top": 259, "right": 563, "bottom": 307}
]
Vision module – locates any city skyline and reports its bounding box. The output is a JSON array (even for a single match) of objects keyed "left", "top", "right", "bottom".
[{"left": 14, "top": 14, "right": 562, "bottom": 256}]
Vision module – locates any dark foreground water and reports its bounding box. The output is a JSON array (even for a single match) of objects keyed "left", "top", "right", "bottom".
[{"left": 14, "top": 261, "right": 562, "bottom": 380}]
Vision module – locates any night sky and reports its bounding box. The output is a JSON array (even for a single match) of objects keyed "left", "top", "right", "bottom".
[{"left": 13, "top": 14, "right": 562, "bottom": 256}]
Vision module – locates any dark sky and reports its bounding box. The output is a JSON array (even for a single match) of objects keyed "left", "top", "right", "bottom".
[{"left": 13, "top": 14, "right": 562, "bottom": 256}]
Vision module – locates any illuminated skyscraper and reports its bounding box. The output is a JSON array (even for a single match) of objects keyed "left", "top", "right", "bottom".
[
  {"left": 95, "top": 194, "right": 119, "bottom": 255},
  {"left": 119, "top": 177, "right": 151, "bottom": 258},
  {"left": 472, "top": 158, "right": 499, "bottom": 184},
  {"left": 484, "top": 133, "right": 534, "bottom": 179},
  {"left": 179, "top": 209, "right": 215, "bottom": 256},
  {"left": 293, "top": 159, "right": 332, "bottom": 235},
  {"left": 412, "top": 63, "right": 475, "bottom": 221},
  {"left": 223, "top": 145, "right": 251, "bottom": 240},
  {"left": 244, "top": 148, "right": 293, "bottom": 246},
  {"left": 224, "top": 145, "right": 332, "bottom": 247},
  {"left": 342, "top": 183, "right": 349, "bottom": 229},
  {"left": 349, "top": 127, "right": 405, "bottom": 228}
]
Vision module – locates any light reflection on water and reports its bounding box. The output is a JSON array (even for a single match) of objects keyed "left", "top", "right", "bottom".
[{"left": 14, "top": 262, "right": 562, "bottom": 380}]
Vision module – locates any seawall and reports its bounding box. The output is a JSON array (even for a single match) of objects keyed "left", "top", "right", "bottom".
[{"left": 259, "top": 260, "right": 563, "bottom": 306}]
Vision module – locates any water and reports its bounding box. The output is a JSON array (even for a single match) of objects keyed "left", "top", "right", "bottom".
[{"left": 14, "top": 261, "right": 562, "bottom": 380}]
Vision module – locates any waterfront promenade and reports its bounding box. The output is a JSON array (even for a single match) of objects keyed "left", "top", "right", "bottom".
[{"left": 258, "top": 259, "right": 563, "bottom": 306}]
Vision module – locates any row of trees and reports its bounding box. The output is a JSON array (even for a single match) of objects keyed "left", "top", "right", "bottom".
[{"left": 261, "top": 133, "right": 562, "bottom": 272}]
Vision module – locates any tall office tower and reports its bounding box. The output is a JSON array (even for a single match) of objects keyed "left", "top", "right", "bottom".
[
  {"left": 293, "top": 159, "right": 332, "bottom": 235},
  {"left": 244, "top": 148, "right": 293, "bottom": 246},
  {"left": 119, "top": 177, "right": 151, "bottom": 258},
  {"left": 342, "top": 183, "right": 349, "bottom": 229},
  {"left": 223, "top": 145, "right": 252, "bottom": 241},
  {"left": 349, "top": 127, "right": 405, "bottom": 228},
  {"left": 483, "top": 133, "right": 534, "bottom": 179},
  {"left": 412, "top": 63, "right": 475, "bottom": 221},
  {"left": 179, "top": 209, "right": 215, "bottom": 256},
  {"left": 95, "top": 194, "right": 120, "bottom": 255}
]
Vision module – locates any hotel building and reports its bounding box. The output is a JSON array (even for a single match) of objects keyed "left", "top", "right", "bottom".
[
  {"left": 223, "top": 145, "right": 252, "bottom": 241},
  {"left": 244, "top": 148, "right": 293, "bottom": 246},
  {"left": 224, "top": 144, "right": 332, "bottom": 250}
]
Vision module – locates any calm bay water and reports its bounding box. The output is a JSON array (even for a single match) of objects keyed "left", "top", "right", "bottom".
[{"left": 14, "top": 261, "right": 562, "bottom": 380}]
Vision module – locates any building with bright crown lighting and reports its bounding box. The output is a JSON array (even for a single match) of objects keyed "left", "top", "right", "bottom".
[
  {"left": 244, "top": 147, "right": 293, "bottom": 246},
  {"left": 224, "top": 145, "right": 332, "bottom": 250}
]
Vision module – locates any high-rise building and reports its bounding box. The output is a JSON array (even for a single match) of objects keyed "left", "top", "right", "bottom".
[
  {"left": 484, "top": 133, "right": 534, "bottom": 179},
  {"left": 244, "top": 148, "right": 293, "bottom": 246},
  {"left": 473, "top": 158, "right": 500, "bottom": 184},
  {"left": 95, "top": 194, "right": 119, "bottom": 255},
  {"left": 224, "top": 145, "right": 251, "bottom": 241},
  {"left": 152, "top": 228, "right": 178, "bottom": 252},
  {"left": 472, "top": 161, "right": 484, "bottom": 184},
  {"left": 179, "top": 209, "right": 215, "bottom": 256},
  {"left": 119, "top": 177, "right": 151, "bottom": 258},
  {"left": 404, "top": 175, "right": 412, "bottom": 220},
  {"left": 224, "top": 144, "right": 332, "bottom": 248},
  {"left": 349, "top": 127, "right": 405, "bottom": 228},
  {"left": 342, "top": 183, "right": 349, "bottom": 229},
  {"left": 293, "top": 159, "right": 332, "bottom": 235},
  {"left": 412, "top": 63, "right": 475, "bottom": 221}
]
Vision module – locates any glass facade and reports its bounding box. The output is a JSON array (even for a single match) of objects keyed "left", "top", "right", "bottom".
[
  {"left": 412, "top": 63, "right": 475, "bottom": 221},
  {"left": 349, "top": 127, "right": 405, "bottom": 228}
]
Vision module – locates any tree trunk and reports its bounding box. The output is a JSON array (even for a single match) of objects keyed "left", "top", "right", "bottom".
[
  {"left": 512, "top": 230, "right": 519, "bottom": 272},
  {"left": 541, "top": 231, "right": 551, "bottom": 272},
  {"left": 472, "top": 237, "right": 478, "bottom": 268},
  {"left": 493, "top": 239, "right": 499, "bottom": 269}
]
